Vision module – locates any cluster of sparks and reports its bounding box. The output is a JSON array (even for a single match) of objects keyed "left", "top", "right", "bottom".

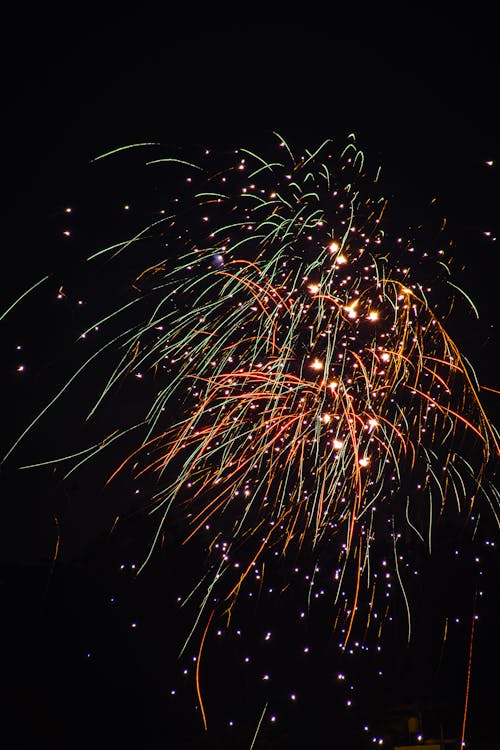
[
  {"left": 105, "top": 136, "right": 497, "bottom": 638},
  {"left": 4, "top": 133, "right": 499, "bottom": 742}
]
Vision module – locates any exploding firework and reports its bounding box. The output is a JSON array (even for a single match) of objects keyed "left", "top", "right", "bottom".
[{"left": 3, "top": 133, "right": 499, "bottom": 737}]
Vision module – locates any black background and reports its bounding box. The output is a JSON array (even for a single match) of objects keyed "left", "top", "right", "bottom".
[{"left": 1, "top": 9, "right": 499, "bottom": 749}]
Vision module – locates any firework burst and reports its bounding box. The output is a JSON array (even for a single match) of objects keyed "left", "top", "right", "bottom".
[
  {"left": 96, "top": 135, "right": 497, "bottom": 633},
  {"left": 4, "top": 133, "right": 498, "bottom": 736}
]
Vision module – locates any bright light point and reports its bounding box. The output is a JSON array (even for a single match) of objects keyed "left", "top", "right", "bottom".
[
  {"left": 359, "top": 456, "right": 369, "bottom": 467},
  {"left": 380, "top": 352, "right": 390, "bottom": 362},
  {"left": 368, "top": 418, "right": 378, "bottom": 429},
  {"left": 311, "top": 358, "right": 323, "bottom": 371},
  {"left": 328, "top": 241, "right": 339, "bottom": 253},
  {"left": 485, "top": 160, "right": 494, "bottom": 166},
  {"left": 344, "top": 301, "right": 358, "bottom": 318},
  {"left": 211, "top": 253, "right": 224, "bottom": 268},
  {"left": 308, "top": 283, "right": 320, "bottom": 294},
  {"left": 333, "top": 439, "right": 344, "bottom": 450},
  {"left": 290, "top": 693, "right": 297, "bottom": 701},
  {"left": 367, "top": 310, "right": 379, "bottom": 321},
  {"left": 322, "top": 413, "right": 331, "bottom": 424},
  {"left": 336, "top": 253, "right": 348, "bottom": 264}
]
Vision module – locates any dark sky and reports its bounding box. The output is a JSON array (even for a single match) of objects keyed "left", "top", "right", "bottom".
[{"left": 1, "top": 11, "right": 499, "bottom": 750}]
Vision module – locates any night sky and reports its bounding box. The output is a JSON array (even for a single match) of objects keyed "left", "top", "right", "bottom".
[{"left": 1, "top": 12, "right": 499, "bottom": 750}]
